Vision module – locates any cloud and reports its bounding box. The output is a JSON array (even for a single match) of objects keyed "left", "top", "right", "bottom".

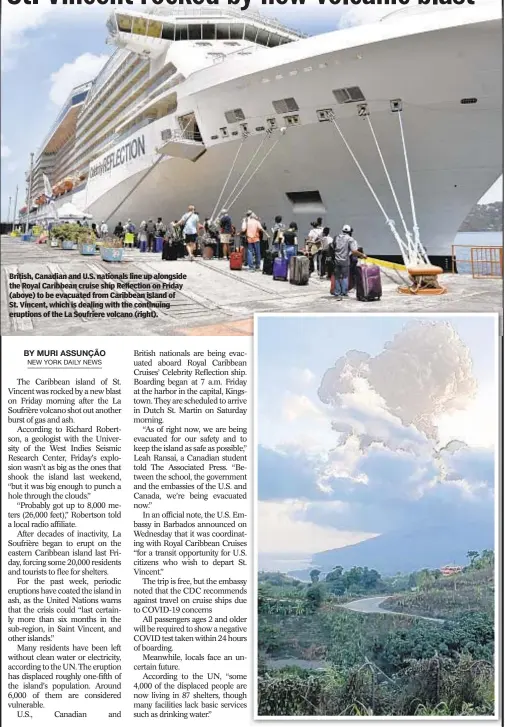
[
  {"left": 49, "top": 53, "right": 109, "bottom": 106},
  {"left": 282, "top": 392, "right": 325, "bottom": 423},
  {"left": 1, "top": 1, "right": 109, "bottom": 68},
  {"left": 318, "top": 321, "right": 477, "bottom": 442},
  {"left": 1, "top": 135, "right": 11, "bottom": 158},
  {"left": 258, "top": 439, "right": 494, "bottom": 537},
  {"left": 259, "top": 321, "right": 494, "bottom": 545}
]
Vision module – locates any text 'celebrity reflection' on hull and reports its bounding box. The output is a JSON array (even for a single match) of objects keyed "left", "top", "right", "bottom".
[{"left": 27, "top": 3, "right": 502, "bottom": 257}]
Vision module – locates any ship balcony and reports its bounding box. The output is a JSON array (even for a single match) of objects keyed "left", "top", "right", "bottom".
[{"left": 156, "top": 128, "right": 206, "bottom": 162}]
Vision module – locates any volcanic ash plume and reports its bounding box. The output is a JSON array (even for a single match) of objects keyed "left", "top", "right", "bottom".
[{"left": 318, "top": 321, "right": 477, "bottom": 441}]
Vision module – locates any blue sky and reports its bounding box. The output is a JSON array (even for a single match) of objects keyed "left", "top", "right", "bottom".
[
  {"left": 1, "top": 0, "right": 502, "bottom": 219},
  {"left": 256, "top": 314, "right": 497, "bottom": 559}
]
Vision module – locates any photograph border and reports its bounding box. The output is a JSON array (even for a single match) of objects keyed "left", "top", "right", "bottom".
[{"left": 253, "top": 311, "right": 502, "bottom": 724}]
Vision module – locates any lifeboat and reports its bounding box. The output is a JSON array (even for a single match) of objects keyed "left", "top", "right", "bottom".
[{"left": 62, "top": 177, "right": 74, "bottom": 192}]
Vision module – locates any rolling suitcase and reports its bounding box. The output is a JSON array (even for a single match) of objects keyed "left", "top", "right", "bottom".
[
  {"left": 273, "top": 255, "right": 288, "bottom": 281},
  {"left": 289, "top": 255, "right": 310, "bottom": 285},
  {"left": 356, "top": 264, "right": 382, "bottom": 301},
  {"left": 230, "top": 251, "right": 243, "bottom": 270},
  {"left": 263, "top": 250, "right": 278, "bottom": 275},
  {"left": 162, "top": 240, "right": 178, "bottom": 261}
]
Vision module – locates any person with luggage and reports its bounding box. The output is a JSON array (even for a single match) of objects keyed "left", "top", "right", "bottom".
[
  {"left": 282, "top": 222, "right": 298, "bottom": 266},
  {"left": 329, "top": 224, "right": 366, "bottom": 300},
  {"left": 242, "top": 212, "right": 263, "bottom": 272},
  {"left": 145, "top": 219, "right": 156, "bottom": 252},
  {"left": 100, "top": 220, "right": 108, "bottom": 238},
  {"left": 319, "top": 227, "right": 333, "bottom": 279},
  {"left": 176, "top": 205, "right": 200, "bottom": 261},
  {"left": 113, "top": 221, "right": 124, "bottom": 239},
  {"left": 218, "top": 209, "right": 233, "bottom": 261},
  {"left": 138, "top": 221, "right": 148, "bottom": 252},
  {"left": 124, "top": 219, "right": 135, "bottom": 248},
  {"left": 258, "top": 217, "right": 270, "bottom": 260},
  {"left": 271, "top": 215, "right": 285, "bottom": 252}
]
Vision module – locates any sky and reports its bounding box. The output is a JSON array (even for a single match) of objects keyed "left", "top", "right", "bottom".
[
  {"left": 1, "top": 0, "right": 502, "bottom": 220},
  {"left": 256, "top": 314, "right": 497, "bottom": 565}
]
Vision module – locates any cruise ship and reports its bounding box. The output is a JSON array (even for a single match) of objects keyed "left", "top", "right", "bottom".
[{"left": 26, "top": 3, "right": 502, "bottom": 258}]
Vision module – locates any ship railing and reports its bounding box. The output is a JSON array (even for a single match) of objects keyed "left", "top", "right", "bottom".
[
  {"left": 84, "top": 49, "right": 133, "bottom": 104},
  {"left": 75, "top": 80, "right": 153, "bottom": 163},
  {"left": 161, "top": 128, "right": 203, "bottom": 144},
  {"left": 113, "top": 76, "right": 182, "bottom": 137},
  {"left": 145, "top": 5, "right": 307, "bottom": 38},
  {"left": 78, "top": 63, "right": 149, "bottom": 137}
]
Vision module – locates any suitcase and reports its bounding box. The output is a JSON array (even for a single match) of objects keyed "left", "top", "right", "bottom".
[
  {"left": 263, "top": 250, "right": 278, "bottom": 275},
  {"left": 289, "top": 255, "right": 310, "bottom": 285},
  {"left": 356, "top": 264, "right": 382, "bottom": 301},
  {"left": 273, "top": 256, "right": 288, "bottom": 281},
  {"left": 229, "top": 251, "right": 243, "bottom": 270},
  {"left": 162, "top": 240, "right": 178, "bottom": 261},
  {"left": 330, "top": 274, "right": 336, "bottom": 295},
  {"left": 173, "top": 240, "right": 185, "bottom": 259}
]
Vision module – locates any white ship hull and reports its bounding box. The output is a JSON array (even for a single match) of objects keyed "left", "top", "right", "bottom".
[{"left": 52, "top": 7, "right": 503, "bottom": 256}]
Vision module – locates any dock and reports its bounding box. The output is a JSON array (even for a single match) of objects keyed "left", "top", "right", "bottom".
[{"left": 1, "top": 237, "right": 502, "bottom": 336}]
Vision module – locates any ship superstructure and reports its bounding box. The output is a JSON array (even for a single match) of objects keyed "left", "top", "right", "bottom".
[{"left": 26, "top": 4, "right": 502, "bottom": 256}]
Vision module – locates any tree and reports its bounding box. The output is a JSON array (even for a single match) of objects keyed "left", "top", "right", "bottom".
[
  {"left": 306, "top": 584, "right": 324, "bottom": 611},
  {"left": 325, "top": 566, "right": 345, "bottom": 595},
  {"left": 466, "top": 550, "right": 479, "bottom": 566},
  {"left": 310, "top": 569, "right": 321, "bottom": 584}
]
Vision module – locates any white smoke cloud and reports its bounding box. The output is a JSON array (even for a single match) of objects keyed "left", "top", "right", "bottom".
[{"left": 318, "top": 321, "right": 477, "bottom": 442}]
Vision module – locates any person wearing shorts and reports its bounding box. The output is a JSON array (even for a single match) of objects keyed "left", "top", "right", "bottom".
[{"left": 177, "top": 205, "right": 199, "bottom": 260}]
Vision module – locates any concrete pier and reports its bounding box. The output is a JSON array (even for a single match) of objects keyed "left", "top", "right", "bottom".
[{"left": 1, "top": 237, "right": 502, "bottom": 336}]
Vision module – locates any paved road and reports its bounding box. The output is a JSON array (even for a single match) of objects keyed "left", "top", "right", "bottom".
[
  {"left": 343, "top": 596, "right": 444, "bottom": 623},
  {"left": 2, "top": 237, "right": 502, "bottom": 336}
]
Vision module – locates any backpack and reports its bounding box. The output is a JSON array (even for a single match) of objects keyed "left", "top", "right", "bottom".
[{"left": 207, "top": 220, "right": 220, "bottom": 236}]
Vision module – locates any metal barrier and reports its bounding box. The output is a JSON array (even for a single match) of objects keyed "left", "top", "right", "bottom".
[{"left": 451, "top": 245, "right": 503, "bottom": 278}]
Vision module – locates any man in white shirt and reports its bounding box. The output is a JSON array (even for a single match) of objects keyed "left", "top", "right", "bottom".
[
  {"left": 177, "top": 205, "right": 200, "bottom": 260},
  {"left": 100, "top": 221, "right": 108, "bottom": 237}
]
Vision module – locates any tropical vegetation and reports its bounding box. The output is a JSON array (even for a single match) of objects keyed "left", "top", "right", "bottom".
[{"left": 258, "top": 550, "right": 495, "bottom": 716}]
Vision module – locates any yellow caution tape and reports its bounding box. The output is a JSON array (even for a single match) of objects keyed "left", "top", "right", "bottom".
[{"left": 365, "top": 256, "right": 407, "bottom": 272}]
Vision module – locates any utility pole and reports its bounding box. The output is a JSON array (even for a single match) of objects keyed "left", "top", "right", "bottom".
[
  {"left": 7, "top": 196, "right": 12, "bottom": 230},
  {"left": 25, "top": 152, "right": 34, "bottom": 235},
  {"left": 13, "top": 184, "right": 19, "bottom": 230}
]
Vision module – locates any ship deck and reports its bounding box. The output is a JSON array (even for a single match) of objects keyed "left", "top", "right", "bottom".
[{"left": 1, "top": 237, "right": 501, "bottom": 336}]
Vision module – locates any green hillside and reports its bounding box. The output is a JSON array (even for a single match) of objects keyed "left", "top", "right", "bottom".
[{"left": 257, "top": 552, "right": 495, "bottom": 717}]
